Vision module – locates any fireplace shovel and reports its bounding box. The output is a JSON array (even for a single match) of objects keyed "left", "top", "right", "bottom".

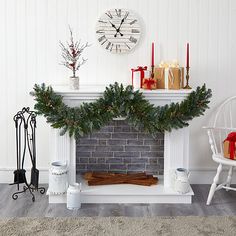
[
  {"left": 30, "top": 167, "right": 39, "bottom": 189},
  {"left": 28, "top": 126, "right": 39, "bottom": 189},
  {"left": 30, "top": 138, "right": 39, "bottom": 189}
]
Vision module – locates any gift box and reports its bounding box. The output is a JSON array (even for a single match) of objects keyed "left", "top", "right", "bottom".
[
  {"left": 169, "top": 67, "right": 184, "bottom": 89},
  {"left": 223, "top": 132, "right": 236, "bottom": 160},
  {"left": 154, "top": 62, "right": 184, "bottom": 90},
  {"left": 131, "top": 66, "right": 147, "bottom": 89},
  {"left": 154, "top": 67, "right": 165, "bottom": 89},
  {"left": 141, "top": 71, "right": 157, "bottom": 90}
]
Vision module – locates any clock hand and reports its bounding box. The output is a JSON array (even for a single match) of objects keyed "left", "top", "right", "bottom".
[
  {"left": 117, "top": 18, "right": 124, "bottom": 30},
  {"left": 109, "top": 21, "right": 118, "bottom": 30},
  {"left": 109, "top": 21, "right": 123, "bottom": 37},
  {"left": 114, "top": 18, "right": 124, "bottom": 37}
]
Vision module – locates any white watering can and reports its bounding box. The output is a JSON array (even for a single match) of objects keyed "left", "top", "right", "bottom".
[{"left": 174, "top": 168, "right": 191, "bottom": 194}]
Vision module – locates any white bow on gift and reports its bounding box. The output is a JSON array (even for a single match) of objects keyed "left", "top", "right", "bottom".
[{"left": 158, "top": 60, "right": 181, "bottom": 89}]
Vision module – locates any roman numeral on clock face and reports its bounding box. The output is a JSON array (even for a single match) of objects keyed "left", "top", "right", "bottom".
[
  {"left": 116, "top": 44, "right": 121, "bottom": 53},
  {"left": 101, "top": 39, "right": 107, "bottom": 45},
  {"left": 105, "top": 11, "right": 113, "bottom": 19},
  {"left": 98, "top": 20, "right": 107, "bottom": 24},
  {"left": 130, "top": 19, "right": 137, "bottom": 25},
  {"left": 115, "top": 9, "right": 121, "bottom": 17},
  {"left": 129, "top": 36, "right": 137, "bottom": 44},
  {"left": 110, "top": 43, "right": 113, "bottom": 52},
  {"left": 131, "top": 29, "right": 140, "bottom": 33},
  {"left": 98, "top": 35, "right": 106, "bottom": 42},
  {"left": 106, "top": 41, "right": 111, "bottom": 50},
  {"left": 118, "top": 44, "right": 121, "bottom": 53},
  {"left": 125, "top": 43, "right": 130, "bottom": 49},
  {"left": 96, "top": 30, "right": 104, "bottom": 34}
]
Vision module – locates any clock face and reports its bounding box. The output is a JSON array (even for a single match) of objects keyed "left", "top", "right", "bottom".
[{"left": 96, "top": 9, "right": 141, "bottom": 54}]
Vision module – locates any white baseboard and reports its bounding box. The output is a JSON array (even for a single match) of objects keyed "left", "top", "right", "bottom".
[
  {"left": 189, "top": 168, "right": 236, "bottom": 184},
  {"left": 0, "top": 167, "right": 48, "bottom": 184},
  {"left": 0, "top": 167, "right": 235, "bottom": 185}
]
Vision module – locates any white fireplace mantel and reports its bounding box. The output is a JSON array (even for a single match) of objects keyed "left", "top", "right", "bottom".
[{"left": 48, "top": 85, "right": 194, "bottom": 204}]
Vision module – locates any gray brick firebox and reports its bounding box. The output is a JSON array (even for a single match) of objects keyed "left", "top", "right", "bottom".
[{"left": 76, "top": 120, "right": 164, "bottom": 175}]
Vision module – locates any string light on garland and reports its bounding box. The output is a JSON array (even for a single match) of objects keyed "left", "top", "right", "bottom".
[{"left": 31, "top": 83, "right": 212, "bottom": 139}]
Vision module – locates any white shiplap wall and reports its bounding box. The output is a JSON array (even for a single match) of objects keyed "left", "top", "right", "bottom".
[{"left": 0, "top": 0, "right": 236, "bottom": 183}]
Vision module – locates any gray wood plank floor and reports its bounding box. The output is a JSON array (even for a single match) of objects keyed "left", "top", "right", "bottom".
[{"left": 1, "top": 184, "right": 236, "bottom": 217}]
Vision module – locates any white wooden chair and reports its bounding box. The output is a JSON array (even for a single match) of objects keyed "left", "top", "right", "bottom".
[{"left": 204, "top": 96, "right": 236, "bottom": 205}]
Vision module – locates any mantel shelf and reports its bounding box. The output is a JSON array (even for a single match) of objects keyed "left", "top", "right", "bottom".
[{"left": 52, "top": 84, "right": 192, "bottom": 101}]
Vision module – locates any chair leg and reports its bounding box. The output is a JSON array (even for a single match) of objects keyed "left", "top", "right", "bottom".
[
  {"left": 226, "top": 166, "right": 234, "bottom": 191},
  {"left": 206, "top": 164, "right": 223, "bottom": 205}
]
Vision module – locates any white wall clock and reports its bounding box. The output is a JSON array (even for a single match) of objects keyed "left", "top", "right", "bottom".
[{"left": 96, "top": 9, "right": 141, "bottom": 54}]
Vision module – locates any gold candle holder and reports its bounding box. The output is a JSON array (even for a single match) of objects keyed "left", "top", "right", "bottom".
[
  {"left": 151, "top": 65, "right": 154, "bottom": 79},
  {"left": 183, "top": 66, "right": 192, "bottom": 89}
]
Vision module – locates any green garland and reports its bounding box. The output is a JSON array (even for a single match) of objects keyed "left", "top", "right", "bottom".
[{"left": 31, "top": 83, "right": 212, "bottom": 139}]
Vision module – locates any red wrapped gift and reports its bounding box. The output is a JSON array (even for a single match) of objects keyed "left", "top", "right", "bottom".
[
  {"left": 131, "top": 66, "right": 147, "bottom": 89},
  {"left": 223, "top": 132, "right": 236, "bottom": 160},
  {"left": 142, "top": 78, "right": 156, "bottom": 90}
]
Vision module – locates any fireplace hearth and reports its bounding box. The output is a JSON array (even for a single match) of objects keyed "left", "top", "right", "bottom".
[{"left": 47, "top": 85, "right": 194, "bottom": 204}]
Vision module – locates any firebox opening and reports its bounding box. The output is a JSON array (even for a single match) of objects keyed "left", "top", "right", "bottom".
[{"left": 76, "top": 120, "right": 164, "bottom": 178}]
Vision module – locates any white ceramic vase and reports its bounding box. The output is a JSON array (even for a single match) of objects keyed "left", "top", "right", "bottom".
[
  {"left": 69, "top": 76, "right": 79, "bottom": 90},
  {"left": 67, "top": 183, "right": 82, "bottom": 210},
  {"left": 48, "top": 161, "right": 68, "bottom": 194}
]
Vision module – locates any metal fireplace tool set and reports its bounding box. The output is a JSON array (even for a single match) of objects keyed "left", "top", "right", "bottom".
[{"left": 9, "top": 107, "right": 45, "bottom": 202}]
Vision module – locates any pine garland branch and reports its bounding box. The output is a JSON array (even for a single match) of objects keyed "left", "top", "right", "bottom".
[{"left": 31, "top": 83, "right": 212, "bottom": 139}]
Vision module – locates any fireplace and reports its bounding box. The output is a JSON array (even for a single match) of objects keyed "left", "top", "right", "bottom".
[
  {"left": 76, "top": 120, "right": 164, "bottom": 175},
  {"left": 48, "top": 85, "right": 194, "bottom": 204}
]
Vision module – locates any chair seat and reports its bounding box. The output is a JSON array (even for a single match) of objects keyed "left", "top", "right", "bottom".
[{"left": 213, "top": 154, "right": 236, "bottom": 166}]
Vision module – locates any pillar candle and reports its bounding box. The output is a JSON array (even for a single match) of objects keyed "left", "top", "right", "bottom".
[
  {"left": 151, "top": 42, "right": 154, "bottom": 67},
  {"left": 186, "top": 43, "right": 189, "bottom": 68}
]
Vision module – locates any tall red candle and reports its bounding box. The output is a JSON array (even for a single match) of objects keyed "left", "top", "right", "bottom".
[
  {"left": 151, "top": 42, "right": 154, "bottom": 67},
  {"left": 186, "top": 43, "right": 189, "bottom": 68}
]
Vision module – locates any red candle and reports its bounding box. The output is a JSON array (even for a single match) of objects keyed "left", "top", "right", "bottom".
[
  {"left": 186, "top": 43, "right": 189, "bottom": 68},
  {"left": 151, "top": 42, "right": 154, "bottom": 67}
]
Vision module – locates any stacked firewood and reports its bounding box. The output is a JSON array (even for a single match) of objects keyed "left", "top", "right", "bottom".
[{"left": 84, "top": 172, "right": 158, "bottom": 186}]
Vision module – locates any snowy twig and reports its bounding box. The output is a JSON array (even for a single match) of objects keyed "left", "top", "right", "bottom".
[{"left": 60, "top": 26, "right": 90, "bottom": 77}]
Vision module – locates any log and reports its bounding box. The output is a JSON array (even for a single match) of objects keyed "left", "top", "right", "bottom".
[
  {"left": 88, "top": 178, "right": 158, "bottom": 186},
  {"left": 84, "top": 172, "right": 158, "bottom": 186},
  {"left": 127, "top": 177, "right": 158, "bottom": 186},
  {"left": 84, "top": 172, "right": 147, "bottom": 181},
  {"left": 87, "top": 176, "right": 148, "bottom": 186},
  {"left": 86, "top": 172, "right": 147, "bottom": 182}
]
